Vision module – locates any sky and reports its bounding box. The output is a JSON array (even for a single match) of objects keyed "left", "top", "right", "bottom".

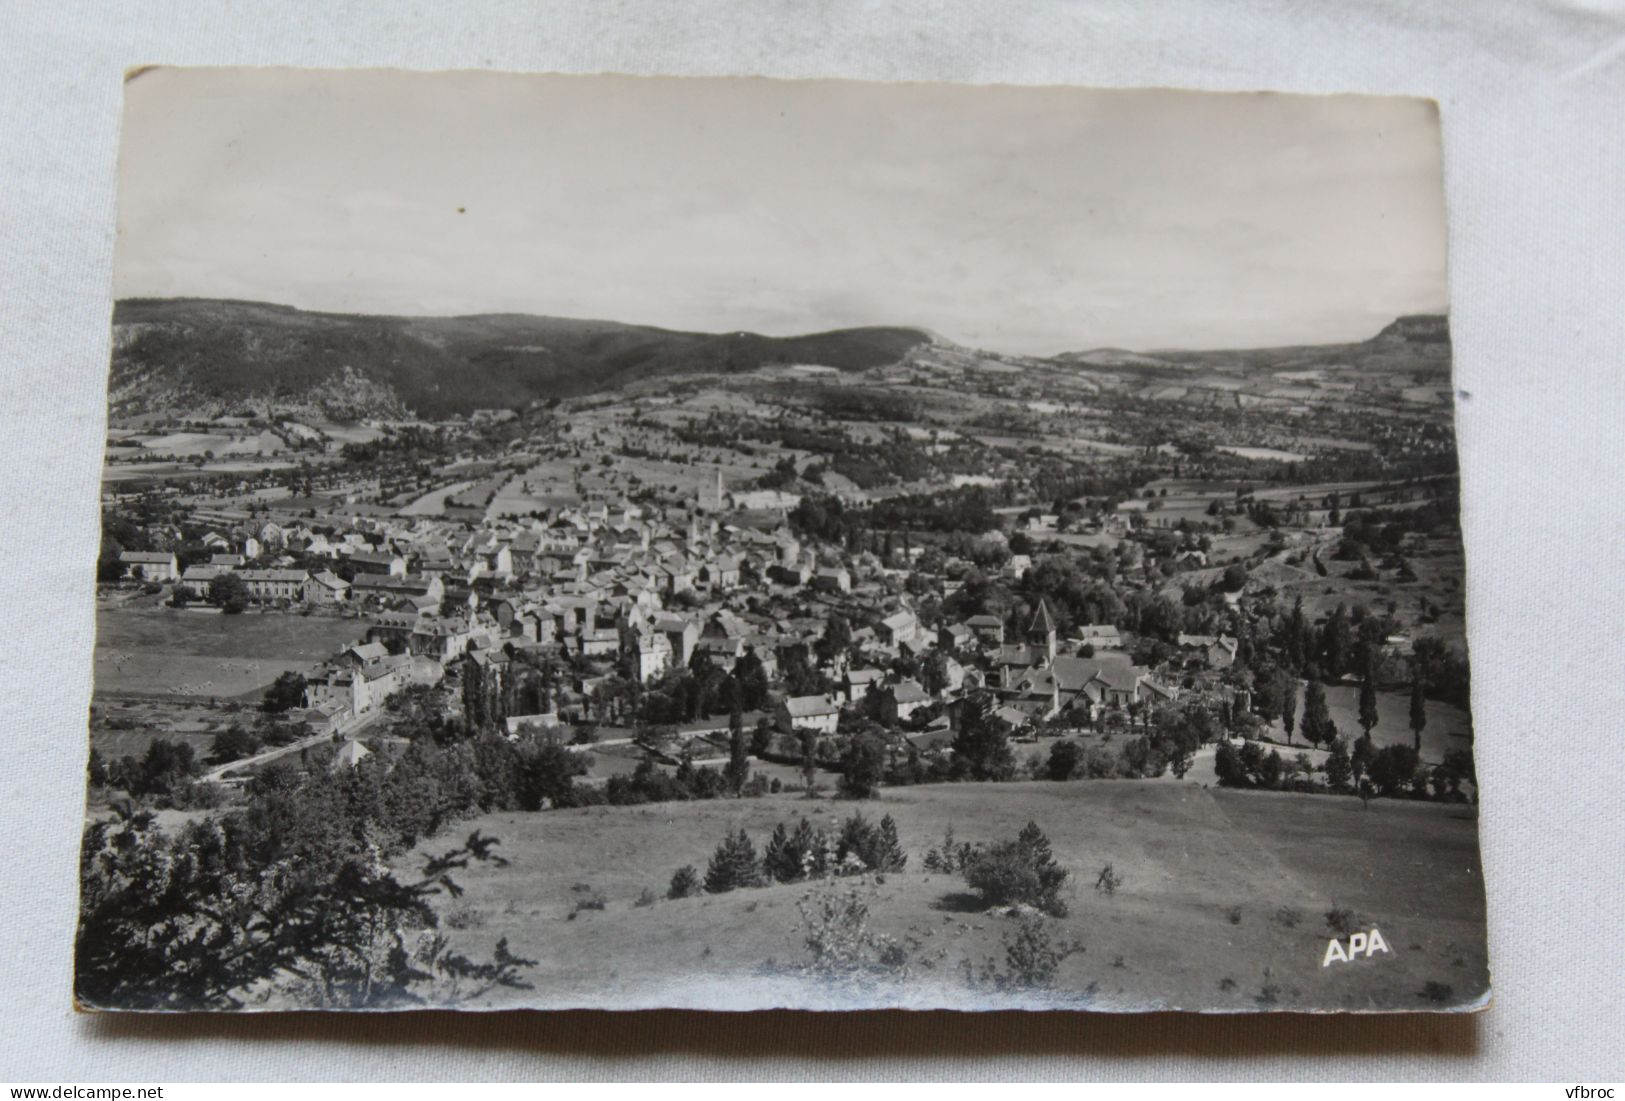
[{"left": 114, "top": 68, "right": 1449, "bottom": 355}]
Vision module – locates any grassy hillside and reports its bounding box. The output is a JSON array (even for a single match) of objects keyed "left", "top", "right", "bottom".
[
  {"left": 398, "top": 780, "right": 1489, "bottom": 1012},
  {"left": 109, "top": 298, "right": 932, "bottom": 419}
]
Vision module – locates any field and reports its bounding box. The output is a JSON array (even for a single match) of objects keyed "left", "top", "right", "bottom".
[
  {"left": 92, "top": 606, "right": 367, "bottom": 701},
  {"left": 398, "top": 779, "right": 1488, "bottom": 1011}
]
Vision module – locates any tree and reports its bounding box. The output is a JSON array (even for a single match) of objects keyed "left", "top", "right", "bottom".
[
  {"left": 1300, "top": 682, "right": 1335, "bottom": 748},
  {"left": 1321, "top": 604, "right": 1351, "bottom": 678},
  {"left": 798, "top": 726, "right": 819, "bottom": 795},
  {"left": 963, "top": 821, "right": 1069, "bottom": 917},
  {"left": 76, "top": 816, "right": 529, "bottom": 1010},
  {"left": 1409, "top": 674, "right": 1428, "bottom": 753},
  {"left": 704, "top": 829, "right": 763, "bottom": 893},
  {"left": 667, "top": 865, "right": 702, "bottom": 899},
  {"left": 723, "top": 703, "right": 750, "bottom": 795},
  {"left": 1324, "top": 738, "right": 1352, "bottom": 790},
  {"left": 838, "top": 736, "right": 886, "bottom": 799},
  {"left": 1367, "top": 743, "right": 1420, "bottom": 797},
  {"left": 1280, "top": 674, "right": 1298, "bottom": 746},
  {"left": 1357, "top": 662, "right": 1380, "bottom": 749},
  {"left": 765, "top": 820, "right": 819, "bottom": 883},
  {"left": 1046, "top": 739, "right": 1082, "bottom": 781},
  {"left": 836, "top": 812, "right": 907, "bottom": 872},
  {"left": 950, "top": 692, "right": 1015, "bottom": 781},
  {"left": 750, "top": 716, "right": 774, "bottom": 757},
  {"left": 208, "top": 572, "right": 249, "bottom": 614},
  {"left": 209, "top": 725, "right": 261, "bottom": 765},
  {"left": 261, "top": 671, "right": 307, "bottom": 715}
]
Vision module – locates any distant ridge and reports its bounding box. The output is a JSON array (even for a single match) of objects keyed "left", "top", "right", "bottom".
[
  {"left": 109, "top": 298, "right": 934, "bottom": 420},
  {"left": 1050, "top": 314, "right": 1451, "bottom": 374}
]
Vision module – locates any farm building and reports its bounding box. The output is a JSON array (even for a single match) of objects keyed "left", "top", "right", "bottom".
[
  {"left": 119, "top": 550, "right": 178, "bottom": 582},
  {"left": 776, "top": 693, "right": 842, "bottom": 736}
]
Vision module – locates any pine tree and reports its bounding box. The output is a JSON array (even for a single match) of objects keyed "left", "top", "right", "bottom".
[
  {"left": 763, "top": 822, "right": 794, "bottom": 882},
  {"left": 1409, "top": 675, "right": 1428, "bottom": 753},
  {"left": 874, "top": 814, "right": 907, "bottom": 872},
  {"left": 667, "top": 865, "right": 701, "bottom": 899},
  {"left": 704, "top": 829, "right": 762, "bottom": 893},
  {"left": 763, "top": 821, "right": 806, "bottom": 883}
]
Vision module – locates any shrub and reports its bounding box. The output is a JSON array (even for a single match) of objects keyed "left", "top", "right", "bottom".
[
  {"left": 1083, "top": 746, "right": 1117, "bottom": 779},
  {"left": 667, "top": 865, "right": 702, "bottom": 899},
  {"left": 964, "top": 916, "right": 1082, "bottom": 992},
  {"left": 923, "top": 824, "right": 978, "bottom": 874},
  {"left": 1094, "top": 864, "right": 1122, "bottom": 896},
  {"left": 797, "top": 883, "right": 908, "bottom": 985},
  {"left": 962, "top": 821, "right": 1069, "bottom": 917},
  {"left": 704, "top": 829, "right": 764, "bottom": 894},
  {"left": 570, "top": 884, "right": 606, "bottom": 913},
  {"left": 999, "top": 916, "right": 1075, "bottom": 989},
  {"left": 634, "top": 888, "right": 657, "bottom": 908}
]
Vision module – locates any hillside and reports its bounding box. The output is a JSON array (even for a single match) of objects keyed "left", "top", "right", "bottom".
[
  {"left": 393, "top": 780, "right": 1489, "bottom": 1012},
  {"left": 108, "top": 298, "right": 933, "bottom": 420}
]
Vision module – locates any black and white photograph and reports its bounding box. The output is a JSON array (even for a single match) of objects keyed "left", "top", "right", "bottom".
[{"left": 78, "top": 68, "right": 1486, "bottom": 1014}]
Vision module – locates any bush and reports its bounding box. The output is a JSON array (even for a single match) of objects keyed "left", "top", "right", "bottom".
[
  {"left": 922, "top": 824, "right": 977, "bottom": 874},
  {"left": 634, "top": 888, "right": 657, "bottom": 908},
  {"left": 963, "top": 822, "right": 1069, "bottom": 917},
  {"left": 1083, "top": 746, "right": 1117, "bottom": 779},
  {"left": 797, "top": 883, "right": 909, "bottom": 985},
  {"left": 568, "top": 884, "right": 606, "bottom": 916},
  {"left": 963, "top": 916, "right": 1082, "bottom": 992},
  {"left": 1094, "top": 864, "right": 1122, "bottom": 896},
  {"left": 667, "top": 865, "right": 702, "bottom": 899},
  {"left": 999, "top": 916, "right": 1077, "bottom": 989}
]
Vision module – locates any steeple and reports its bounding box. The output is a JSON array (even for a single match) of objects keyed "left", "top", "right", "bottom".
[{"left": 1028, "top": 597, "right": 1057, "bottom": 664}]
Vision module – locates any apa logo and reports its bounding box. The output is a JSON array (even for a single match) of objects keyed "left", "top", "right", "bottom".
[{"left": 1322, "top": 928, "right": 1391, "bottom": 967}]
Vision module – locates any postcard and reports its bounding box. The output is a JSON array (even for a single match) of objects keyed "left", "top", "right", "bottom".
[{"left": 79, "top": 69, "right": 1484, "bottom": 1012}]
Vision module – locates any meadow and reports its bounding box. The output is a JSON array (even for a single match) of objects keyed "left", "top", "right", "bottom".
[
  {"left": 93, "top": 606, "right": 366, "bottom": 700},
  {"left": 399, "top": 778, "right": 1489, "bottom": 1012}
]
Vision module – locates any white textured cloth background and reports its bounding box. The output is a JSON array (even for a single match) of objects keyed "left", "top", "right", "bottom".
[{"left": 2, "top": 0, "right": 1622, "bottom": 1082}]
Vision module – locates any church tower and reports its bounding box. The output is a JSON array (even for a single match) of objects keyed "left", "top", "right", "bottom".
[
  {"left": 697, "top": 468, "right": 726, "bottom": 513},
  {"left": 1028, "top": 597, "right": 1058, "bottom": 665}
]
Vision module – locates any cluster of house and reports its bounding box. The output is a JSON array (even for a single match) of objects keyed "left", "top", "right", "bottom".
[
  {"left": 117, "top": 483, "right": 1245, "bottom": 752},
  {"left": 772, "top": 597, "right": 1244, "bottom": 748}
]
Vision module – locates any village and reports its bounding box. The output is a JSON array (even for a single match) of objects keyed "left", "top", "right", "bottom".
[{"left": 96, "top": 363, "right": 1472, "bottom": 810}]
